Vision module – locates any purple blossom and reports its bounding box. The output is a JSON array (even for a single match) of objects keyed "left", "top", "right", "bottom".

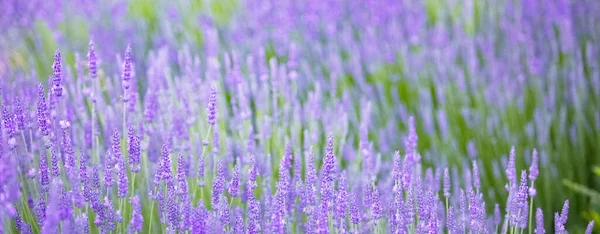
[
  {"left": 535, "top": 208, "right": 545, "bottom": 234},
  {"left": 129, "top": 195, "right": 142, "bottom": 232},
  {"left": 443, "top": 167, "right": 451, "bottom": 198},
  {"left": 51, "top": 49, "right": 63, "bottom": 97},
  {"left": 122, "top": 44, "right": 133, "bottom": 91},
  {"left": 247, "top": 192, "right": 261, "bottom": 234},
  {"left": 322, "top": 134, "right": 337, "bottom": 183},
  {"left": 585, "top": 220, "right": 594, "bottom": 234},
  {"left": 447, "top": 206, "right": 456, "bottom": 233},
  {"left": 472, "top": 160, "right": 481, "bottom": 190},
  {"left": 506, "top": 146, "right": 517, "bottom": 187},
  {"left": 212, "top": 160, "right": 225, "bottom": 208},
  {"left": 228, "top": 165, "right": 240, "bottom": 197},
  {"left": 36, "top": 83, "right": 50, "bottom": 136},
  {"left": 88, "top": 40, "right": 97, "bottom": 79},
  {"left": 39, "top": 151, "right": 50, "bottom": 194},
  {"left": 207, "top": 85, "right": 217, "bottom": 126},
  {"left": 197, "top": 152, "right": 205, "bottom": 187},
  {"left": 127, "top": 125, "right": 141, "bottom": 172},
  {"left": 13, "top": 97, "right": 25, "bottom": 131}
]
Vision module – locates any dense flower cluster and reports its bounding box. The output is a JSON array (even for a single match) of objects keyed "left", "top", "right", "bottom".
[{"left": 0, "top": 0, "right": 599, "bottom": 233}]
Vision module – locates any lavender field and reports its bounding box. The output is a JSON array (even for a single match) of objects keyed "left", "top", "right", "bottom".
[{"left": 0, "top": 0, "right": 599, "bottom": 233}]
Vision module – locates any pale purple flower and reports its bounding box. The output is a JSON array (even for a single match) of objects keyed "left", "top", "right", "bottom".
[
  {"left": 122, "top": 44, "right": 133, "bottom": 91},
  {"left": 228, "top": 165, "right": 240, "bottom": 197},
  {"left": 88, "top": 40, "right": 97, "bottom": 79},
  {"left": 506, "top": 146, "right": 517, "bottom": 187},
  {"left": 52, "top": 49, "right": 63, "bottom": 97},
  {"left": 129, "top": 195, "right": 143, "bottom": 233},
  {"left": 207, "top": 85, "right": 217, "bottom": 126},
  {"left": 535, "top": 208, "right": 544, "bottom": 234},
  {"left": 472, "top": 160, "right": 480, "bottom": 190},
  {"left": 443, "top": 167, "right": 451, "bottom": 198},
  {"left": 585, "top": 220, "right": 594, "bottom": 234},
  {"left": 322, "top": 133, "right": 337, "bottom": 183}
]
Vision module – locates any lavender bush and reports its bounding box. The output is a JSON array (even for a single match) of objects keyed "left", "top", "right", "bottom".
[{"left": 0, "top": 0, "right": 599, "bottom": 233}]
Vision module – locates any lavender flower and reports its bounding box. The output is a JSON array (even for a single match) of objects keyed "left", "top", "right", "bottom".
[
  {"left": 443, "top": 167, "right": 451, "bottom": 198},
  {"left": 13, "top": 97, "right": 25, "bottom": 131},
  {"left": 37, "top": 83, "right": 50, "bottom": 136},
  {"left": 212, "top": 160, "right": 225, "bottom": 208},
  {"left": 585, "top": 220, "right": 594, "bottom": 234},
  {"left": 197, "top": 152, "right": 205, "bottom": 187},
  {"left": 535, "top": 208, "right": 544, "bottom": 234},
  {"left": 51, "top": 49, "right": 63, "bottom": 97},
  {"left": 447, "top": 206, "right": 456, "bottom": 233},
  {"left": 529, "top": 149, "right": 539, "bottom": 197},
  {"left": 228, "top": 165, "right": 240, "bottom": 197},
  {"left": 127, "top": 125, "right": 141, "bottom": 172},
  {"left": 248, "top": 154, "right": 258, "bottom": 189},
  {"left": 506, "top": 146, "right": 517, "bottom": 187},
  {"left": 472, "top": 160, "right": 480, "bottom": 190},
  {"left": 39, "top": 152, "right": 50, "bottom": 194},
  {"left": 207, "top": 85, "right": 217, "bottom": 126},
  {"left": 122, "top": 44, "right": 133, "bottom": 91},
  {"left": 322, "top": 134, "right": 337, "bottom": 183},
  {"left": 88, "top": 40, "right": 97, "bottom": 79},
  {"left": 2, "top": 105, "right": 16, "bottom": 147}
]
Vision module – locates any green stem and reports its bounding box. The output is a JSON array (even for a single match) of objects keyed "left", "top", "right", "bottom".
[
  {"left": 148, "top": 201, "right": 155, "bottom": 234},
  {"left": 193, "top": 125, "right": 212, "bottom": 200},
  {"left": 528, "top": 181, "right": 534, "bottom": 234}
]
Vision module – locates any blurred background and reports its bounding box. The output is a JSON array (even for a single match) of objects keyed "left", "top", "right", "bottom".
[{"left": 1, "top": 0, "right": 599, "bottom": 232}]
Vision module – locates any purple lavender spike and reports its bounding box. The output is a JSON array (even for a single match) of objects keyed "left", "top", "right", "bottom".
[
  {"left": 306, "top": 147, "right": 317, "bottom": 185},
  {"left": 349, "top": 192, "right": 361, "bottom": 225},
  {"left": 129, "top": 195, "right": 143, "bottom": 233},
  {"left": 585, "top": 220, "right": 594, "bottom": 234},
  {"left": 211, "top": 160, "right": 225, "bottom": 209},
  {"left": 554, "top": 212, "right": 564, "bottom": 234},
  {"left": 322, "top": 134, "right": 337, "bottom": 183},
  {"left": 207, "top": 85, "right": 217, "bottom": 126},
  {"left": 472, "top": 160, "right": 481, "bottom": 190},
  {"left": 13, "top": 97, "right": 25, "bottom": 131},
  {"left": 248, "top": 154, "right": 258, "bottom": 190},
  {"left": 167, "top": 182, "right": 179, "bottom": 230},
  {"left": 39, "top": 152, "right": 50, "bottom": 194},
  {"left": 228, "top": 165, "right": 240, "bottom": 197},
  {"left": 2, "top": 105, "right": 16, "bottom": 149},
  {"left": 247, "top": 192, "right": 261, "bottom": 234},
  {"left": 88, "top": 40, "right": 97, "bottom": 79},
  {"left": 506, "top": 146, "right": 517, "bottom": 187},
  {"left": 197, "top": 151, "right": 206, "bottom": 187},
  {"left": 529, "top": 149, "right": 539, "bottom": 197},
  {"left": 122, "top": 44, "right": 133, "bottom": 91},
  {"left": 233, "top": 208, "right": 244, "bottom": 233},
  {"left": 535, "top": 208, "right": 544, "bottom": 234},
  {"left": 176, "top": 152, "right": 189, "bottom": 196},
  {"left": 159, "top": 144, "right": 173, "bottom": 184},
  {"left": 127, "top": 125, "right": 141, "bottom": 173},
  {"left": 334, "top": 172, "right": 348, "bottom": 222},
  {"left": 50, "top": 148, "right": 60, "bottom": 177},
  {"left": 37, "top": 83, "right": 50, "bottom": 136},
  {"left": 443, "top": 167, "right": 451, "bottom": 198},
  {"left": 447, "top": 205, "right": 456, "bottom": 233},
  {"left": 51, "top": 49, "right": 63, "bottom": 97}
]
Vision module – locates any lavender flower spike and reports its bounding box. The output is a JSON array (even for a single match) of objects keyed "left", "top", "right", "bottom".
[
  {"left": 207, "top": 85, "right": 217, "bottom": 126},
  {"left": 88, "top": 40, "right": 97, "bottom": 79},
  {"left": 122, "top": 44, "right": 133, "bottom": 90},
  {"left": 534, "top": 208, "right": 544, "bottom": 234},
  {"left": 443, "top": 167, "right": 451, "bottom": 198},
  {"left": 506, "top": 146, "right": 517, "bottom": 187},
  {"left": 585, "top": 220, "right": 594, "bottom": 234},
  {"left": 52, "top": 49, "right": 63, "bottom": 97}
]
